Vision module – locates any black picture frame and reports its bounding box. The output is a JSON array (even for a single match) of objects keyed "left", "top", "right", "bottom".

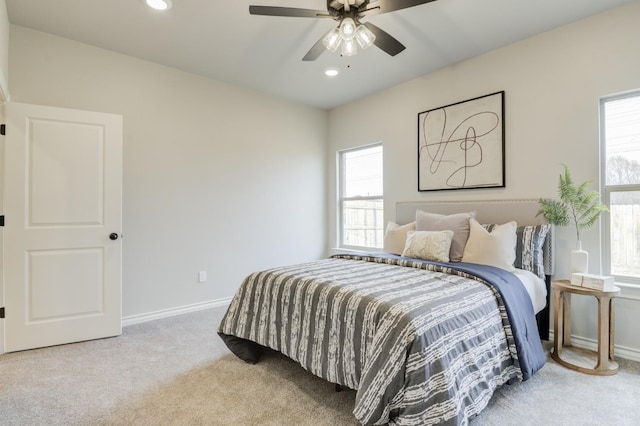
[{"left": 417, "top": 91, "right": 505, "bottom": 192}]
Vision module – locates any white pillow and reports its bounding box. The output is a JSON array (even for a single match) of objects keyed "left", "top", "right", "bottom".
[
  {"left": 383, "top": 221, "right": 416, "bottom": 255},
  {"left": 462, "top": 218, "right": 517, "bottom": 272},
  {"left": 401, "top": 230, "right": 454, "bottom": 263}
]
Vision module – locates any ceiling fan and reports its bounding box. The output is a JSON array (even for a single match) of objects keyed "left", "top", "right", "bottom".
[{"left": 249, "top": 0, "right": 438, "bottom": 61}]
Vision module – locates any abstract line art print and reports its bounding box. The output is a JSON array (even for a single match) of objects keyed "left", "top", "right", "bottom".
[{"left": 418, "top": 91, "right": 505, "bottom": 191}]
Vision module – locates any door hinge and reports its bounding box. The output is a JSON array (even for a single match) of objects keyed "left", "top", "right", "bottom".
[
  {"left": 0, "top": 124, "right": 5, "bottom": 135},
  {"left": 0, "top": 215, "right": 4, "bottom": 226},
  {"left": 0, "top": 307, "right": 4, "bottom": 319}
]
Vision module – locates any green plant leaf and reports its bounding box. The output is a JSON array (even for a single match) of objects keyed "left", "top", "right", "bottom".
[{"left": 537, "top": 164, "right": 608, "bottom": 241}]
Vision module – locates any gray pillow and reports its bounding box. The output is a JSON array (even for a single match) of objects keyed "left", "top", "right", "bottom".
[{"left": 415, "top": 210, "right": 477, "bottom": 262}]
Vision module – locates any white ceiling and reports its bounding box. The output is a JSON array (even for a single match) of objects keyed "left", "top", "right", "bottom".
[{"left": 5, "top": 0, "right": 635, "bottom": 109}]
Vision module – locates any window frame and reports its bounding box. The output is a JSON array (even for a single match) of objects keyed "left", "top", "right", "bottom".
[
  {"left": 337, "top": 143, "right": 384, "bottom": 251},
  {"left": 600, "top": 90, "right": 640, "bottom": 285}
]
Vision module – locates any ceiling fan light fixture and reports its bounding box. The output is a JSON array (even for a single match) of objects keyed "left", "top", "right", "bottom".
[
  {"left": 323, "top": 28, "right": 342, "bottom": 52},
  {"left": 145, "top": 0, "right": 172, "bottom": 11},
  {"left": 339, "top": 18, "right": 357, "bottom": 40},
  {"left": 341, "top": 38, "right": 358, "bottom": 57},
  {"left": 250, "top": 0, "right": 426, "bottom": 60},
  {"left": 355, "top": 24, "right": 376, "bottom": 49}
]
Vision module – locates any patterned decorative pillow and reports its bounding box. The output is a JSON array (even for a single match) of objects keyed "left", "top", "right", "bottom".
[
  {"left": 401, "top": 230, "right": 454, "bottom": 263},
  {"left": 483, "top": 223, "right": 551, "bottom": 278}
]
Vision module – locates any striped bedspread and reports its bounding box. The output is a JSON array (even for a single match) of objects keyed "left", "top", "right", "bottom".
[{"left": 218, "top": 254, "right": 545, "bottom": 425}]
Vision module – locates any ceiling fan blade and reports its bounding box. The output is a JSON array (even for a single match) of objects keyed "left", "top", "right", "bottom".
[
  {"left": 249, "top": 5, "right": 329, "bottom": 18},
  {"left": 364, "top": 0, "right": 437, "bottom": 16},
  {"left": 362, "top": 22, "right": 406, "bottom": 56},
  {"left": 302, "top": 33, "right": 329, "bottom": 61}
]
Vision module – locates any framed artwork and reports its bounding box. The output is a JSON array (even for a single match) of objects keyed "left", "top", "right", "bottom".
[{"left": 417, "top": 91, "right": 505, "bottom": 191}]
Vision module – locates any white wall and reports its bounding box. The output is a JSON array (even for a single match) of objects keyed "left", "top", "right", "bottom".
[
  {"left": 0, "top": 0, "right": 8, "bottom": 100},
  {"left": 0, "top": 0, "right": 8, "bottom": 354},
  {"left": 328, "top": 2, "right": 640, "bottom": 359},
  {"left": 7, "top": 25, "right": 328, "bottom": 319}
]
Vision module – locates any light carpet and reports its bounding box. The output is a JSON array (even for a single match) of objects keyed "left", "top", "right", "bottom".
[{"left": 1, "top": 307, "right": 639, "bottom": 425}]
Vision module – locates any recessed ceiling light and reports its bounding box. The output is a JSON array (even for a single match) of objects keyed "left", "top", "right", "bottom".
[
  {"left": 325, "top": 68, "right": 339, "bottom": 77},
  {"left": 146, "top": 0, "right": 172, "bottom": 11}
]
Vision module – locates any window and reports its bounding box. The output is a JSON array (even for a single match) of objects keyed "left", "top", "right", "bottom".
[
  {"left": 338, "top": 144, "right": 383, "bottom": 249},
  {"left": 601, "top": 91, "right": 640, "bottom": 283}
]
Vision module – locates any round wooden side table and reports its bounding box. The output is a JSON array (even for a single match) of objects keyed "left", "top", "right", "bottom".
[{"left": 550, "top": 279, "right": 620, "bottom": 375}]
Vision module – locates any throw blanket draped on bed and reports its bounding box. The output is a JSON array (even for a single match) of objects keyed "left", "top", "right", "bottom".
[{"left": 218, "top": 254, "right": 545, "bottom": 425}]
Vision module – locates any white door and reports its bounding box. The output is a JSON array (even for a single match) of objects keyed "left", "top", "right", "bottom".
[{"left": 3, "top": 102, "right": 122, "bottom": 352}]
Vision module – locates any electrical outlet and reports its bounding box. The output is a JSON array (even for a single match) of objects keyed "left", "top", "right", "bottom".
[{"left": 198, "top": 271, "right": 207, "bottom": 283}]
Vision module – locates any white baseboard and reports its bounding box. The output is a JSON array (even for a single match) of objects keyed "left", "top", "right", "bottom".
[
  {"left": 122, "top": 298, "right": 232, "bottom": 327},
  {"left": 548, "top": 331, "right": 640, "bottom": 363}
]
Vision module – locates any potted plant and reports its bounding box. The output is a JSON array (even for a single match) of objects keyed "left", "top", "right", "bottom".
[{"left": 536, "top": 164, "right": 608, "bottom": 274}]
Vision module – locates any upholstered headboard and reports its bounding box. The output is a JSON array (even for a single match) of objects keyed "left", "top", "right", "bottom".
[{"left": 396, "top": 199, "right": 554, "bottom": 276}]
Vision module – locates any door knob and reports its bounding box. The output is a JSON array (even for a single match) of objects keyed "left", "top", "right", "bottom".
[{"left": 109, "top": 233, "right": 119, "bottom": 241}]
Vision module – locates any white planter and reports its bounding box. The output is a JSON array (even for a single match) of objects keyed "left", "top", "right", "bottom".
[{"left": 570, "top": 240, "right": 589, "bottom": 275}]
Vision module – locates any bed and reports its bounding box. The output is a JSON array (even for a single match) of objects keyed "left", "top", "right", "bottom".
[{"left": 218, "top": 199, "right": 553, "bottom": 425}]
